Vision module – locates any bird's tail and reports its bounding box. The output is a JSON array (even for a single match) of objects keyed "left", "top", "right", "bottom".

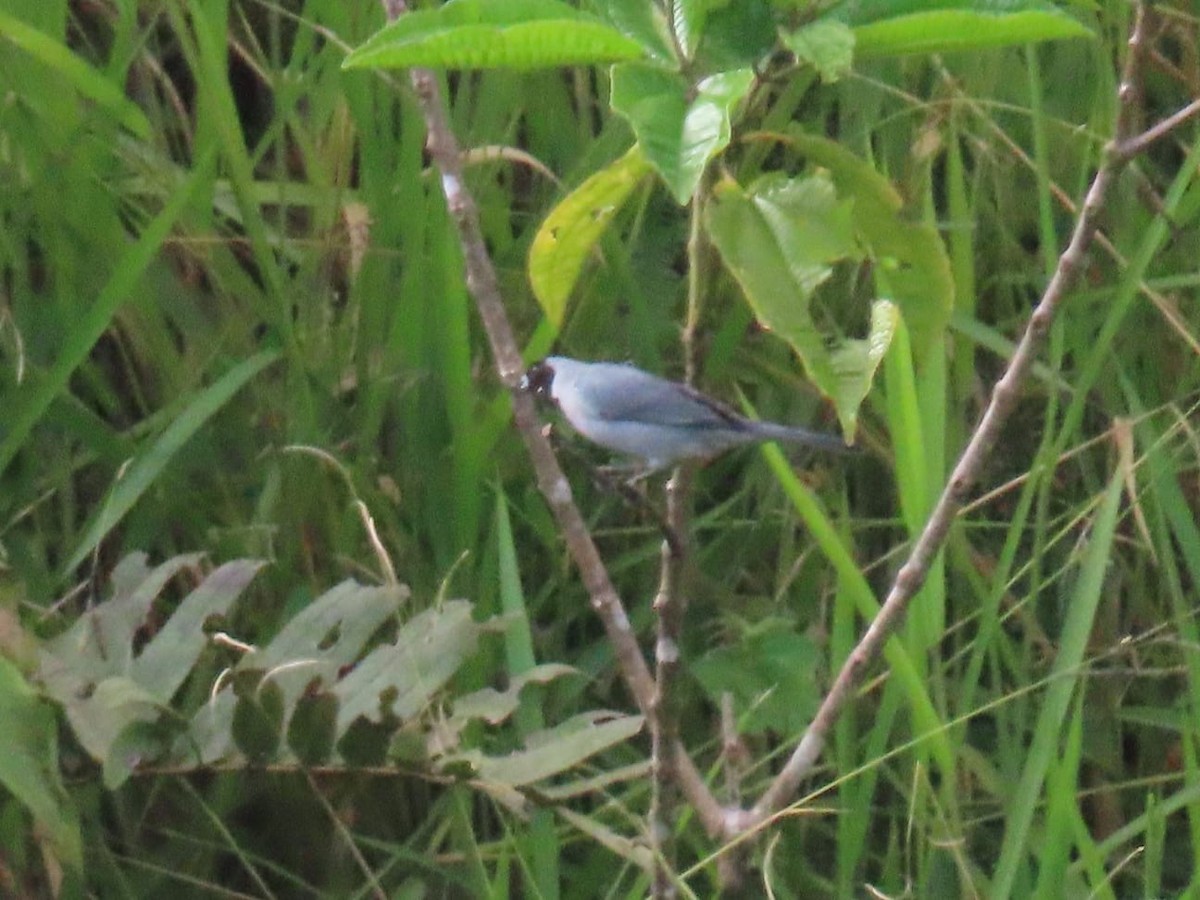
[{"left": 750, "top": 421, "right": 857, "bottom": 454}]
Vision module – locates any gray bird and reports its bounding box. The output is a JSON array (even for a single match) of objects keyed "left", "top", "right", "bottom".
[{"left": 521, "top": 356, "right": 852, "bottom": 474}]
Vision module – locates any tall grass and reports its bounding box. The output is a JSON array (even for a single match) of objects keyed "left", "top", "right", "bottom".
[{"left": 1, "top": 0, "right": 1198, "bottom": 896}]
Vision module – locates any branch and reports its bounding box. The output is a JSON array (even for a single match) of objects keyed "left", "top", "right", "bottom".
[
  {"left": 649, "top": 469, "right": 692, "bottom": 895},
  {"left": 750, "top": 0, "right": 1161, "bottom": 824},
  {"left": 373, "top": 0, "right": 725, "bottom": 840}
]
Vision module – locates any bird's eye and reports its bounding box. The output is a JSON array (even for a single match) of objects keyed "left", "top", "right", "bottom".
[{"left": 522, "top": 361, "right": 554, "bottom": 395}]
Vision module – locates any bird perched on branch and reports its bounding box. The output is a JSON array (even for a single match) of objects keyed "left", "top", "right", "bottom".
[{"left": 521, "top": 356, "right": 853, "bottom": 476}]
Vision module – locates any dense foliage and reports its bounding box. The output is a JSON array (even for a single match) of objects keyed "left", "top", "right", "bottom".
[{"left": 1, "top": 0, "right": 1198, "bottom": 896}]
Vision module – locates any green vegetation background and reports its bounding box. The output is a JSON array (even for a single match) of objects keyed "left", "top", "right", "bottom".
[{"left": 1, "top": 0, "right": 1198, "bottom": 897}]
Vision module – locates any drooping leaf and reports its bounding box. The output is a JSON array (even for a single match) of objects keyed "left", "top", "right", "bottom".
[
  {"left": 611, "top": 63, "right": 754, "bottom": 203},
  {"left": 785, "top": 132, "right": 953, "bottom": 356},
  {"left": 342, "top": 0, "right": 644, "bottom": 71},
  {"left": 827, "top": 300, "right": 899, "bottom": 434},
  {"left": 528, "top": 146, "right": 652, "bottom": 326},
  {"left": 706, "top": 173, "right": 853, "bottom": 426}
]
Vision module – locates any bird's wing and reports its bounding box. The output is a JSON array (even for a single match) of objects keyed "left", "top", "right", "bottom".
[{"left": 576, "top": 364, "right": 746, "bottom": 430}]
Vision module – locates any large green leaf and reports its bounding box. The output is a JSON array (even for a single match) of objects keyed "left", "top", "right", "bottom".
[
  {"left": 691, "top": 0, "right": 776, "bottom": 71},
  {"left": 832, "top": 0, "right": 1092, "bottom": 57},
  {"left": 185, "top": 579, "right": 410, "bottom": 764},
  {"left": 708, "top": 172, "right": 896, "bottom": 436},
  {"left": 786, "top": 132, "right": 953, "bottom": 356},
  {"left": 528, "top": 146, "right": 652, "bottom": 326},
  {"left": 610, "top": 63, "right": 754, "bottom": 203},
  {"left": 706, "top": 173, "right": 853, "bottom": 388},
  {"left": 594, "top": 0, "right": 675, "bottom": 62},
  {"left": 342, "top": 0, "right": 644, "bottom": 71}
]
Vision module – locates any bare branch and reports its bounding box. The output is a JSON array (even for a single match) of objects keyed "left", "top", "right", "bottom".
[
  {"left": 750, "top": 0, "right": 1161, "bottom": 824},
  {"left": 650, "top": 469, "right": 693, "bottom": 896},
  {"left": 1115, "top": 96, "right": 1200, "bottom": 161}
]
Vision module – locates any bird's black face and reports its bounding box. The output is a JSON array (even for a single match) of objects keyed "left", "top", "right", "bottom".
[{"left": 520, "top": 360, "right": 555, "bottom": 397}]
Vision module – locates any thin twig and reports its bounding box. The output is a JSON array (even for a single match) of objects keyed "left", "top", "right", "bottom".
[
  {"left": 373, "top": 0, "right": 725, "bottom": 839},
  {"left": 649, "top": 177, "right": 710, "bottom": 895},
  {"left": 650, "top": 467, "right": 693, "bottom": 897},
  {"left": 1114, "top": 96, "right": 1200, "bottom": 160},
  {"left": 750, "top": 0, "right": 1159, "bottom": 824}
]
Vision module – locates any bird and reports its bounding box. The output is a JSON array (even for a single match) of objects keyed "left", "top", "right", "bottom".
[{"left": 520, "top": 356, "right": 853, "bottom": 475}]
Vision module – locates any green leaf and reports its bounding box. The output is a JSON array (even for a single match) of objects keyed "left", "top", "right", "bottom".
[
  {"left": 834, "top": 0, "right": 1092, "bottom": 58},
  {"left": 342, "top": 0, "right": 644, "bottom": 71},
  {"left": 451, "top": 664, "right": 577, "bottom": 727},
  {"left": 38, "top": 555, "right": 259, "bottom": 772},
  {"left": 528, "top": 146, "right": 651, "bottom": 326},
  {"left": 461, "top": 712, "right": 644, "bottom": 787},
  {"left": 133, "top": 560, "right": 266, "bottom": 702},
  {"left": 0, "top": 657, "right": 81, "bottom": 869},
  {"left": 671, "top": 0, "right": 720, "bottom": 59},
  {"left": 693, "top": 0, "right": 776, "bottom": 70},
  {"left": 784, "top": 132, "right": 953, "bottom": 356},
  {"left": 691, "top": 623, "right": 820, "bottom": 736},
  {"left": 781, "top": 19, "right": 855, "bottom": 82},
  {"left": 338, "top": 717, "right": 397, "bottom": 767},
  {"left": 334, "top": 600, "right": 486, "bottom": 732},
  {"left": 594, "top": 0, "right": 675, "bottom": 62},
  {"left": 829, "top": 300, "right": 899, "bottom": 435},
  {"left": 184, "top": 580, "right": 410, "bottom": 765},
  {"left": 707, "top": 171, "right": 890, "bottom": 436},
  {"left": 67, "top": 677, "right": 167, "bottom": 776},
  {"left": 232, "top": 672, "right": 286, "bottom": 764},
  {"left": 61, "top": 351, "right": 280, "bottom": 577},
  {"left": 0, "top": 10, "right": 151, "bottom": 138},
  {"left": 288, "top": 691, "right": 340, "bottom": 766},
  {"left": 610, "top": 64, "right": 754, "bottom": 203}
]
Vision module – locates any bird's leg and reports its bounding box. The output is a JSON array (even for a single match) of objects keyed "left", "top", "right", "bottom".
[{"left": 591, "top": 465, "right": 684, "bottom": 556}]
